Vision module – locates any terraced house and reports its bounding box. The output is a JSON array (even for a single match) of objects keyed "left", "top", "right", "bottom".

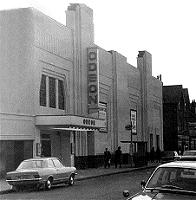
[{"left": 0, "top": 4, "right": 163, "bottom": 177}]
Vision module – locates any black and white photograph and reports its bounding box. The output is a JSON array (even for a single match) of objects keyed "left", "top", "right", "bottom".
[{"left": 0, "top": 0, "right": 196, "bottom": 199}]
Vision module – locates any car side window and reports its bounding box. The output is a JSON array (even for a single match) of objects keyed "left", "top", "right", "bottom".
[
  {"left": 169, "top": 171, "right": 177, "bottom": 182},
  {"left": 35, "top": 161, "right": 42, "bottom": 168},
  {"left": 53, "top": 159, "right": 63, "bottom": 168},
  {"left": 47, "top": 159, "right": 55, "bottom": 168}
]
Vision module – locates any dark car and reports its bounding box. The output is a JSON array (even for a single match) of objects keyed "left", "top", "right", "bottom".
[
  {"left": 180, "top": 150, "right": 196, "bottom": 161},
  {"left": 123, "top": 161, "right": 196, "bottom": 199},
  {"left": 161, "top": 151, "right": 180, "bottom": 163},
  {"left": 6, "top": 157, "right": 77, "bottom": 191}
]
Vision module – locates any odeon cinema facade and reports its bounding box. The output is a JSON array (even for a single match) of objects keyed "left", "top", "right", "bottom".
[{"left": 0, "top": 4, "right": 163, "bottom": 177}]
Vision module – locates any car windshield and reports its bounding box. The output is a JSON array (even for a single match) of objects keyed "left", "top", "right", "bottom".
[
  {"left": 183, "top": 151, "right": 196, "bottom": 156},
  {"left": 17, "top": 160, "right": 49, "bottom": 170},
  {"left": 163, "top": 151, "right": 175, "bottom": 157},
  {"left": 146, "top": 167, "right": 196, "bottom": 192}
]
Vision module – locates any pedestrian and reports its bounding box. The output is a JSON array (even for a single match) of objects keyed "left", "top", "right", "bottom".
[
  {"left": 156, "top": 147, "right": 161, "bottom": 163},
  {"left": 150, "top": 147, "right": 155, "bottom": 162},
  {"left": 104, "top": 148, "right": 111, "bottom": 168},
  {"left": 114, "top": 146, "right": 122, "bottom": 168}
]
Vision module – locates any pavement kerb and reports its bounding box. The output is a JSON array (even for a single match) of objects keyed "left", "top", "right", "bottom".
[
  {"left": 0, "top": 164, "right": 157, "bottom": 195},
  {"left": 74, "top": 165, "right": 157, "bottom": 181}
]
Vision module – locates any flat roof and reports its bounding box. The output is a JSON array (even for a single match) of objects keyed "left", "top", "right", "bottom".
[{"left": 35, "top": 115, "right": 105, "bottom": 131}]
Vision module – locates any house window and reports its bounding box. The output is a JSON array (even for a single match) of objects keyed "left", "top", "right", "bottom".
[
  {"left": 39, "top": 74, "right": 65, "bottom": 110},
  {"left": 49, "top": 77, "right": 56, "bottom": 108},
  {"left": 40, "top": 75, "right": 46, "bottom": 106},
  {"left": 58, "top": 80, "right": 65, "bottom": 110}
]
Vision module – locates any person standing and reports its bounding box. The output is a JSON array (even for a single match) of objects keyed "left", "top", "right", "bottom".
[
  {"left": 156, "top": 147, "right": 161, "bottom": 163},
  {"left": 150, "top": 147, "right": 155, "bottom": 162},
  {"left": 104, "top": 148, "right": 111, "bottom": 168},
  {"left": 114, "top": 146, "right": 122, "bottom": 168}
]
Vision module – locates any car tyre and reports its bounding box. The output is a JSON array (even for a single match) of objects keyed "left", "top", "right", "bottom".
[
  {"left": 45, "top": 178, "right": 52, "bottom": 190},
  {"left": 11, "top": 185, "right": 20, "bottom": 192},
  {"left": 68, "top": 174, "right": 74, "bottom": 186}
]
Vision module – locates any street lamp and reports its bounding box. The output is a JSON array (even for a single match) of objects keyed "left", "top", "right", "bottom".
[{"left": 125, "top": 122, "right": 133, "bottom": 167}]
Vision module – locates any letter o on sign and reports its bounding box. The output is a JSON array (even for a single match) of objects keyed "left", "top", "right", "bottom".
[
  {"left": 89, "top": 85, "right": 97, "bottom": 93},
  {"left": 88, "top": 52, "right": 97, "bottom": 60}
]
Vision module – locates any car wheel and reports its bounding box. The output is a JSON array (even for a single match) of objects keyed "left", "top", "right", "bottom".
[
  {"left": 45, "top": 178, "right": 52, "bottom": 190},
  {"left": 11, "top": 185, "right": 20, "bottom": 192},
  {"left": 68, "top": 174, "right": 74, "bottom": 186}
]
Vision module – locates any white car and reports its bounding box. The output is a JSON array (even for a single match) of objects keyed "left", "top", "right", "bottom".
[
  {"left": 180, "top": 150, "right": 196, "bottom": 161},
  {"left": 123, "top": 161, "right": 196, "bottom": 199},
  {"left": 6, "top": 157, "right": 77, "bottom": 191}
]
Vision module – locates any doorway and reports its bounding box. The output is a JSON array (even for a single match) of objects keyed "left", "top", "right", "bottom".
[{"left": 41, "top": 133, "right": 51, "bottom": 157}]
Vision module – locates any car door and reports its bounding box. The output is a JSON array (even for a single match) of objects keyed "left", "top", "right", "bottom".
[
  {"left": 52, "top": 158, "right": 68, "bottom": 183},
  {"left": 46, "top": 159, "right": 59, "bottom": 182}
]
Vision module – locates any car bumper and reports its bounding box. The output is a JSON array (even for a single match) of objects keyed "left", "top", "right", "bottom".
[{"left": 6, "top": 178, "right": 44, "bottom": 186}]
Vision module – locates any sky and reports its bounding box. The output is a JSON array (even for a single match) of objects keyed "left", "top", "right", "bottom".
[{"left": 1, "top": 0, "right": 195, "bottom": 101}]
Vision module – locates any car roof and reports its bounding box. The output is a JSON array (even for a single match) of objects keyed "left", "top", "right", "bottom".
[
  {"left": 184, "top": 150, "right": 196, "bottom": 152},
  {"left": 23, "top": 157, "right": 59, "bottom": 161},
  {"left": 158, "top": 161, "right": 196, "bottom": 169}
]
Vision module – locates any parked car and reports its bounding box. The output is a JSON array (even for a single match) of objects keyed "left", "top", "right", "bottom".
[
  {"left": 123, "top": 161, "right": 196, "bottom": 199},
  {"left": 161, "top": 151, "right": 180, "bottom": 163},
  {"left": 180, "top": 150, "right": 196, "bottom": 161},
  {"left": 6, "top": 157, "right": 77, "bottom": 191}
]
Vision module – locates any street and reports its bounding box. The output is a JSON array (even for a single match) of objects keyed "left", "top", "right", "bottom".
[{"left": 0, "top": 168, "right": 153, "bottom": 200}]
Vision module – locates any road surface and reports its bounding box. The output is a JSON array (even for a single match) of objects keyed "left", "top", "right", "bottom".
[{"left": 1, "top": 168, "right": 153, "bottom": 200}]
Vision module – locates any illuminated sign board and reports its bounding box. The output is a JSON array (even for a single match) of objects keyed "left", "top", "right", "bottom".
[
  {"left": 130, "top": 110, "right": 137, "bottom": 135},
  {"left": 99, "top": 102, "right": 107, "bottom": 132},
  {"left": 87, "top": 47, "right": 99, "bottom": 111}
]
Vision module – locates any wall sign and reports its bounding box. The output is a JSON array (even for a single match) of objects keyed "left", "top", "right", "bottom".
[
  {"left": 87, "top": 47, "right": 99, "bottom": 112},
  {"left": 99, "top": 102, "right": 107, "bottom": 132},
  {"left": 83, "top": 118, "right": 96, "bottom": 126},
  {"left": 130, "top": 110, "right": 137, "bottom": 135}
]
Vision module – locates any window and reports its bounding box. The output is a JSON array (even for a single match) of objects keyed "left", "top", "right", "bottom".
[
  {"left": 53, "top": 159, "right": 63, "bottom": 168},
  {"left": 58, "top": 80, "right": 65, "bottom": 110},
  {"left": 47, "top": 159, "right": 55, "bottom": 168},
  {"left": 40, "top": 75, "right": 46, "bottom": 106},
  {"left": 147, "top": 167, "right": 196, "bottom": 192},
  {"left": 39, "top": 74, "right": 65, "bottom": 110},
  {"left": 49, "top": 77, "right": 56, "bottom": 108}
]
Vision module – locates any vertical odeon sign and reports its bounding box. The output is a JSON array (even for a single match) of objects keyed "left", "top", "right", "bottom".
[{"left": 87, "top": 47, "right": 99, "bottom": 111}]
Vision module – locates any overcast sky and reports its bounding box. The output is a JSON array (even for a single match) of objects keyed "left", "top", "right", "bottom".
[{"left": 1, "top": 0, "right": 195, "bottom": 101}]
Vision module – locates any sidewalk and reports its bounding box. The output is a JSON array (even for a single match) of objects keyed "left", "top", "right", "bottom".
[{"left": 0, "top": 162, "right": 158, "bottom": 194}]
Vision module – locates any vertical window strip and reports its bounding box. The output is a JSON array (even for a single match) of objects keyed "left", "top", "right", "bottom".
[
  {"left": 85, "top": 132, "right": 87, "bottom": 156},
  {"left": 77, "top": 132, "right": 81, "bottom": 156},
  {"left": 58, "top": 80, "right": 65, "bottom": 110},
  {"left": 40, "top": 75, "right": 46, "bottom": 106},
  {"left": 81, "top": 132, "right": 87, "bottom": 156},
  {"left": 56, "top": 79, "right": 58, "bottom": 109},
  {"left": 81, "top": 132, "right": 84, "bottom": 156},
  {"left": 49, "top": 77, "right": 56, "bottom": 108}
]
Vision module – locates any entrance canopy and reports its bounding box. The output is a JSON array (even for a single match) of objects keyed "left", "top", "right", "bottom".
[{"left": 35, "top": 115, "right": 105, "bottom": 132}]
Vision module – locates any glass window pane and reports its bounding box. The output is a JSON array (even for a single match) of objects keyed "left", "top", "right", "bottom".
[
  {"left": 40, "top": 75, "right": 46, "bottom": 106},
  {"left": 49, "top": 77, "right": 56, "bottom": 108},
  {"left": 58, "top": 80, "right": 65, "bottom": 110},
  {"left": 53, "top": 159, "right": 63, "bottom": 168},
  {"left": 47, "top": 160, "right": 55, "bottom": 168}
]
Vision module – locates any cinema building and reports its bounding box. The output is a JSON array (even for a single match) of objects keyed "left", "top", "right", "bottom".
[{"left": 0, "top": 4, "right": 163, "bottom": 177}]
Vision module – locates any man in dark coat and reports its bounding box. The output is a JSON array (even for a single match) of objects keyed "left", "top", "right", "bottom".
[
  {"left": 114, "top": 146, "right": 122, "bottom": 168},
  {"left": 156, "top": 147, "right": 161, "bottom": 163},
  {"left": 150, "top": 147, "right": 155, "bottom": 162},
  {"left": 104, "top": 148, "right": 111, "bottom": 168}
]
